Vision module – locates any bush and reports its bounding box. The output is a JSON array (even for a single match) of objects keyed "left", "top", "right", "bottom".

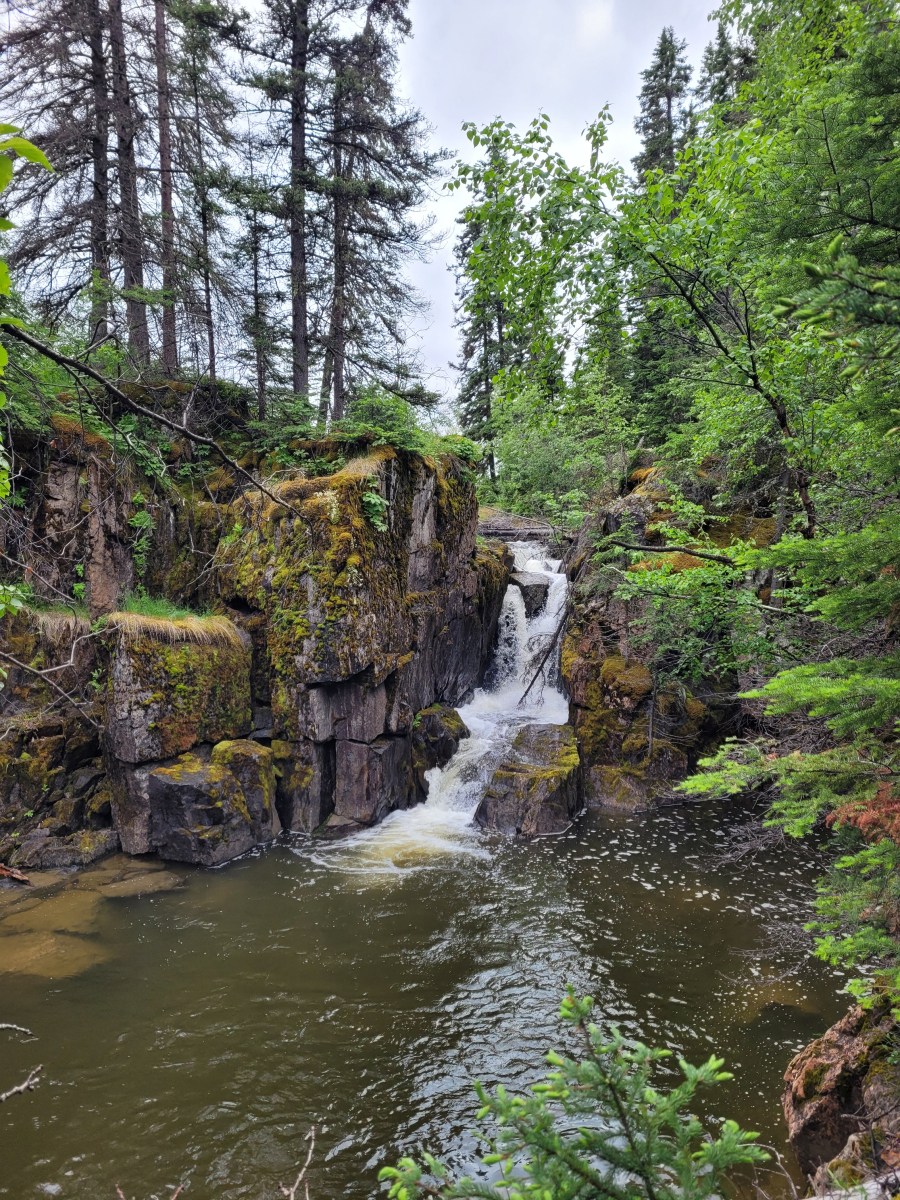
[{"left": 380, "top": 991, "right": 767, "bottom": 1200}]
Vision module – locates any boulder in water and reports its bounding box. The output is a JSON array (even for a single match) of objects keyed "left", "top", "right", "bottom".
[
  {"left": 210, "top": 738, "right": 280, "bottom": 842},
  {"left": 475, "top": 723, "right": 582, "bottom": 836},
  {"left": 510, "top": 572, "right": 550, "bottom": 618},
  {"left": 148, "top": 754, "right": 257, "bottom": 866}
]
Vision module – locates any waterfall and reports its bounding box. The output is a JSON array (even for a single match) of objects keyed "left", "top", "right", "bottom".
[{"left": 313, "top": 542, "right": 569, "bottom": 870}]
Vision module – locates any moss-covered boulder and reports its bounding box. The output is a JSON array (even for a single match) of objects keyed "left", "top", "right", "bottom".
[
  {"left": 210, "top": 739, "right": 280, "bottom": 842},
  {"left": 475, "top": 724, "right": 582, "bottom": 837},
  {"left": 10, "top": 826, "right": 119, "bottom": 870},
  {"left": 148, "top": 753, "right": 256, "bottom": 866},
  {"left": 412, "top": 705, "right": 469, "bottom": 771},
  {"left": 105, "top": 626, "right": 253, "bottom": 764}
]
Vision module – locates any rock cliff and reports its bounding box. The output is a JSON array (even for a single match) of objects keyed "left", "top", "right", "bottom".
[
  {"left": 0, "top": 434, "right": 509, "bottom": 867},
  {"left": 783, "top": 999, "right": 900, "bottom": 1188},
  {"left": 558, "top": 466, "right": 749, "bottom": 810}
]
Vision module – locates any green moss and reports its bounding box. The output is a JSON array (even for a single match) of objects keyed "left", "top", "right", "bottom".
[
  {"left": 800, "top": 1060, "right": 829, "bottom": 1097},
  {"left": 114, "top": 635, "right": 251, "bottom": 757},
  {"left": 600, "top": 656, "right": 653, "bottom": 700}
]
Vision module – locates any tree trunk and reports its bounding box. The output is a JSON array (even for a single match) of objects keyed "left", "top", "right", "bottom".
[
  {"left": 192, "top": 69, "right": 216, "bottom": 398},
  {"left": 154, "top": 0, "right": 177, "bottom": 375},
  {"left": 108, "top": 0, "right": 150, "bottom": 363},
  {"left": 317, "top": 340, "right": 334, "bottom": 428},
  {"left": 290, "top": 0, "right": 310, "bottom": 398},
  {"left": 253, "top": 211, "right": 266, "bottom": 419},
  {"left": 86, "top": 0, "right": 111, "bottom": 345}
]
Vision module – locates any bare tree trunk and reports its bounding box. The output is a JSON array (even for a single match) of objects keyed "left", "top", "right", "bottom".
[
  {"left": 253, "top": 212, "right": 266, "bottom": 419},
  {"left": 317, "top": 338, "right": 334, "bottom": 428},
  {"left": 108, "top": 0, "right": 150, "bottom": 363},
  {"left": 290, "top": 0, "right": 310, "bottom": 398},
  {"left": 86, "top": 0, "right": 111, "bottom": 345},
  {"left": 192, "top": 69, "right": 216, "bottom": 398},
  {"left": 154, "top": 0, "right": 177, "bottom": 375}
]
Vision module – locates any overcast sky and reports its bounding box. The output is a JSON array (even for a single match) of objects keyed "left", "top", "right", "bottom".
[{"left": 394, "top": 0, "right": 718, "bottom": 401}]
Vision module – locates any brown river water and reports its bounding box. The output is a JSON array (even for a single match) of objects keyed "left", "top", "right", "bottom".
[{"left": 0, "top": 547, "right": 848, "bottom": 1199}]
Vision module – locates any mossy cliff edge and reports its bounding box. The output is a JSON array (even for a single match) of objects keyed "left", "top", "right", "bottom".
[
  {"left": 0, "top": 439, "right": 509, "bottom": 867},
  {"left": 557, "top": 463, "right": 756, "bottom": 811}
]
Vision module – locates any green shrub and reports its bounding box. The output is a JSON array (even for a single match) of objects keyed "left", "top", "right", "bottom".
[{"left": 381, "top": 991, "right": 766, "bottom": 1200}]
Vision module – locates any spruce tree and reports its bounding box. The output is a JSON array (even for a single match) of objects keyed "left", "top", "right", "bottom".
[
  {"left": 316, "top": 1, "right": 443, "bottom": 423},
  {"left": 632, "top": 27, "right": 694, "bottom": 180},
  {"left": 695, "top": 21, "right": 756, "bottom": 123}
]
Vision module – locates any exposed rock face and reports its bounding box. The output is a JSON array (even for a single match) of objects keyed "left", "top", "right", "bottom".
[
  {"left": 559, "top": 465, "right": 736, "bottom": 810},
  {"left": 212, "top": 448, "right": 508, "bottom": 839},
  {"left": 105, "top": 629, "right": 254, "bottom": 764},
  {"left": 148, "top": 754, "right": 258, "bottom": 866},
  {"left": 475, "top": 723, "right": 582, "bottom": 836},
  {"left": 783, "top": 1001, "right": 900, "bottom": 1183},
  {"left": 510, "top": 572, "right": 550, "bottom": 618},
  {"left": 0, "top": 443, "right": 508, "bottom": 868},
  {"left": 322, "top": 705, "right": 469, "bottom": 836}
]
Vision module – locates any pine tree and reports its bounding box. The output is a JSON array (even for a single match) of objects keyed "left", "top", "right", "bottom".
[{"left": 632, "top": 27, "right": 694, "bottom": 181}]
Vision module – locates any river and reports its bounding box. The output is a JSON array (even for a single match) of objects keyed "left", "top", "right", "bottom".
[{"left": 0, "top": 545, "right": 847, "bottom": 1199}]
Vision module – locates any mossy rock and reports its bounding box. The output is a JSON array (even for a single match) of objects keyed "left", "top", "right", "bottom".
[
  {"left": 105, "top": 630, "right": 253, "bottom": 763},
  {"left": 148, "top": 753, "right": 256, "bottom": 866},
  {"left": 475, "top": 724, "right": 582, "bottom": 837}
]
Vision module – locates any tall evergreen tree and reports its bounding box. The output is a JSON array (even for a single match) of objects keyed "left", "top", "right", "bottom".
[
  {"left": 695, "top": 21, "right": 756, "bottom": 123},
  {"left": 316, "top": 1, "right": 443, "bottom": 423},
  {"left": 632, "top": 27, "right": 694, "bottom": 180}
]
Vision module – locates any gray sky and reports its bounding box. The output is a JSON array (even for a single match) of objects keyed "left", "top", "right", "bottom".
[{"left": 395, "top": 0, "right": 717, "bottom": 400}]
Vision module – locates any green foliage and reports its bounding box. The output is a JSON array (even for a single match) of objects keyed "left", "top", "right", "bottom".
[
  {"left": 117, "top": 591, "right": 209, "bottom": 621},
  {"left": 245, "top": 393, "right": 316, "bottom": 465},
  {"left": 361, "top": 486, "right": 389, "bottom": 532},
  {"left": 480, "top": 367, "right": 637, "bottom": 522},
  {"left": 447, "top": 0, "right": 900, "bottom": 1010},
  {"left": 0, "top": 123, "right": 51, "bottom": 626},
  {"left": 380, "top": 990, "right": 766, "bottom": 1200}
]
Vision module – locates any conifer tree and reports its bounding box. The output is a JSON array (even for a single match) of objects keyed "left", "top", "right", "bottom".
[
  {"left": 632, "top": 27, "right": 694, "bottom": 181},
  {"left": 695, "top": 22, "right": 756, "bottom": 123},
  {"left": 316, "top": 1, "right": 442, "bottom": 423}
]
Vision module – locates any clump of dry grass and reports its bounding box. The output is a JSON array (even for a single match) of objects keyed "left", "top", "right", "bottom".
[
  {"left": 28, "top": 609, "right": 92, "bottom": 646},
  {"left": 105, "top": 611, "right": 245, "bottom": 648}
]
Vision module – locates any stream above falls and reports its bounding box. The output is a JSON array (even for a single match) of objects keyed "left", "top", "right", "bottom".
[{"left": 0, "top": 545, "right": 848, "bottom": 1199}]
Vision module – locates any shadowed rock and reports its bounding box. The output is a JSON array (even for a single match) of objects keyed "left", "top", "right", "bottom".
[
  {"left": 148, "top": 754, "right": 256, "bottom": 866},
  {"left": 510, "top": 572, "right": 550, "bottom": 618},
  {"left": 475, "top": 723, "right": 582, "bottom": 837}
]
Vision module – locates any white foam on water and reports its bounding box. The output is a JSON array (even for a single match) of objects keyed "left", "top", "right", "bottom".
[{"left": 312, "top": 541, "right": 570, "bottom": 875}]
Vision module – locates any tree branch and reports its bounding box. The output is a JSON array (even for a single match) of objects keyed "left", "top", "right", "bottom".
[
  {"left": 0, "top": 1064, "right": 42, "bottom": 1103},
  {"left": 2, "top": 324, "right": 307, "bottom": 521},
  {"left": 606, "top": 540, "right": 736, "bottom": 565}
]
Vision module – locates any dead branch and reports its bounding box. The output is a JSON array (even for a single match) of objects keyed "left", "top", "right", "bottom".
[
  {"left": 606, "top": 540, "right": 736, "bottom": 566},
  {"left": 0, "top": 863, "right": 32, "bottom": 885},
  {"left": 0, "top": 1063, "right": 42, "bottom": 1103},
  {"left": 0, "top": 1023, "right": 36, "bottom": 1037},
  {"left": 3, "top": 323, "right": 307, "bottom": 522},
  {"left": 280, "top": 1126, "right": 316, "bottom": 1200},
  {"left": 0, "top": 648, "right": 100, "bottom": 728}
]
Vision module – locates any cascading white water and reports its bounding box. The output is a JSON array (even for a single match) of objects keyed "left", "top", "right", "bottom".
[{"left": 314, "top": 541, "right": 569, "bottom": 871}]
